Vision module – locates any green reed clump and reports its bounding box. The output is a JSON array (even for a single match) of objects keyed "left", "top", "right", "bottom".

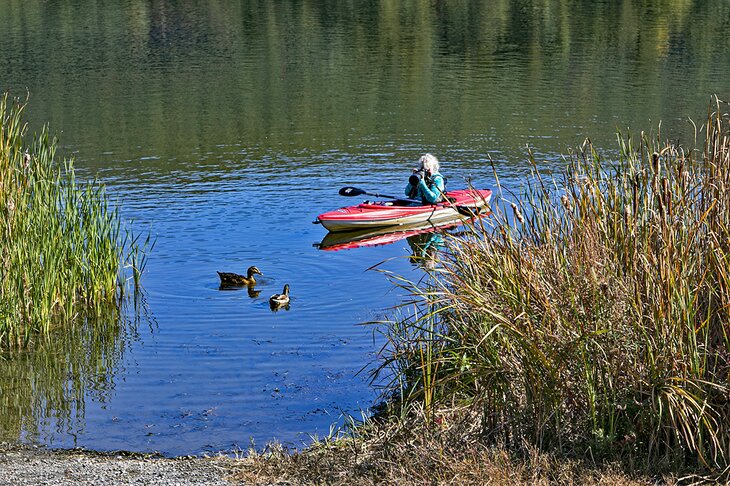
[
  {"left": 0, "top": 94, "right": 149, "bottom": 348},
  {"left": 374, "top": 99, "right": 730, "bottom": 471}
]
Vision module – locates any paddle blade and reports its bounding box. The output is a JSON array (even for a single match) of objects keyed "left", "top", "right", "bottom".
[
  {"left": 456, "top": 205, "right": 480, "bottom": 217},
  {"left": 339, "top": 186, "right": 366, "bottom": 197}
]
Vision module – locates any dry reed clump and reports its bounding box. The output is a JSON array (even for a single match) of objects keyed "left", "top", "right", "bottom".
[
  {"left": 228, "top": 406, "right": 661, "bottom": 485},
  {"left": 0, "top": 93, "right": 149, "bottom": 348},
  {"left": 371, "top": 98, "right": 730, "bottom": 475}
]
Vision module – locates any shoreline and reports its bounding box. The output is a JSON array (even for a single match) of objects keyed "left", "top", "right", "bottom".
[{"left": 0, "top": 442, "right": 240, "bottom": 485}]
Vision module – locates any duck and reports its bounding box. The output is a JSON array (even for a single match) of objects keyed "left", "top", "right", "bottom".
[
  {"left": 269, "top": 284, "right": 290, "bottom": 309},
  {"left": 217, "top": 266, "right": 263, "bottom": 286}
]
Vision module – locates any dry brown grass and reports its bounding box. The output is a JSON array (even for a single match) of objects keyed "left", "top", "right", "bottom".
[
  {"left": 369, "top": 97, "right": 730, "bottom": 474},
  {"left": 228, "top": 406, "right": 678, "bottom": 485}
]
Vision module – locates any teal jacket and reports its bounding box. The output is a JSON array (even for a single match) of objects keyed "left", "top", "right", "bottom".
[{"left": 405, "top": 173, "right": 445, "bottom": 204}]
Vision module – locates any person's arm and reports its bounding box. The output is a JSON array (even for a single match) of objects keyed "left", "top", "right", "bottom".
[
  {"left": 405, "top": 182, "right": 415, "bottom": 197},
  {"left": 418, "top": 174, "right": 445, "bottom": 204}
]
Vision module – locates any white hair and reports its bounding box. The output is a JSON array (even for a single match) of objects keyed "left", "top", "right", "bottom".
[{"left": 419, "top": 153, "right": 440, "bottom": 173}]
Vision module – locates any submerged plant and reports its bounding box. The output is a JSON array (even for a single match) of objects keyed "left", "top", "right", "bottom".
[
  {"left": 0, "top": 93, "right": 149, "bottom": 348},
  {"left": 374, "top": 98, "right": 730, "bottom": 472}
]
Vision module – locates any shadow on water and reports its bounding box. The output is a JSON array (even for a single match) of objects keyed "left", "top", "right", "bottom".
[{"left": 0, "top": 302, "right": 143, "bottom": 446}]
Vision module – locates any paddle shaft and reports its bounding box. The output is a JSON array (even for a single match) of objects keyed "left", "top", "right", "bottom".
[{"left": 339, "top": 186, "right": 421, "bottom": 205}]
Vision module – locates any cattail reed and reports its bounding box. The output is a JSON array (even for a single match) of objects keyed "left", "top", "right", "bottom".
[
  {"left": 0, "top": 94, "right": 149, "bottom": 348},
  {"left": 374, "top": 97, "right": 730, "bottom": 471}
]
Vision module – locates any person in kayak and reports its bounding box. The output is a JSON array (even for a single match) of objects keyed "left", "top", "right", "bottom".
[{"left": 405, "top": 153, "right": 446, "bottom": 204}]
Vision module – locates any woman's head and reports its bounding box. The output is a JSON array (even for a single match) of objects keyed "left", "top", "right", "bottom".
[{"left": 419, "top": 153, "right": 440, "bottom": 174}]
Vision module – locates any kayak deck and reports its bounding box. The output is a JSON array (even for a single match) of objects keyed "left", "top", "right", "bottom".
[{"left": 315, "top": 189, "right": 492, "bottom": 232}]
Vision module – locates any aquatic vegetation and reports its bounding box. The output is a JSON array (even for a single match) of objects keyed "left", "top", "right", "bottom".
[
  {"left": 373, "top": 98, "right": 730, "bottom": 472},
  {"left": 0, "top": 94, "right": 149, "bottom": 348}
]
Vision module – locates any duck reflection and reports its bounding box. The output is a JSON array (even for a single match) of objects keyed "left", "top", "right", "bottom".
[
  {"left": 218, "top": 282, "right": 262, "bottom": 298},
  {"left": 218, "top": 281, "right": 265, "bottom": 298}
]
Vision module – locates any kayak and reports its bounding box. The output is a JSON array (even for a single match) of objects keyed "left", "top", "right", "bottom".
[{"left": 314, "top": 188, "right": 492, "bottom": 232}]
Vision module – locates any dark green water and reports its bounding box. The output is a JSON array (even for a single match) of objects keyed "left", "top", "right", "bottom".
[{"left": 1, "top": 0, "right": 729, "bottom": 456}]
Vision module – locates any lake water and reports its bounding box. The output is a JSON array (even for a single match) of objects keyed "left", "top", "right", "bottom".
[{"left": 1, "top": 0, "right": 729, "bottom": 456}]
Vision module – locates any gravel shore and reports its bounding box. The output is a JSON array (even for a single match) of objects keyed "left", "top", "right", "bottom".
[{"left": 0, "top": 443, "right": 243, "bottom": 486}]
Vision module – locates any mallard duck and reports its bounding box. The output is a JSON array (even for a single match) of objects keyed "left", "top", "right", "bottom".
[
  {"left": 269, "top": 284, "right": 290, "bottom": 308},
  {"left": 217, "top": 266, "right": 263, "bottom": 286}
]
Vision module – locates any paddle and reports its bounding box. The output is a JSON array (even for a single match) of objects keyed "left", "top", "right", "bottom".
[
  {"left": 338, "top": 186, "right": 420, "bottom": 204},
  {"left": 338, "top": 186, "right": 485, "bottom": 217}
]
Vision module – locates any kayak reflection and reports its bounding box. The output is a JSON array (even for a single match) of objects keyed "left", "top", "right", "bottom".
[{"left": 314, "top": 220, "right": 458, "bottom": 252}]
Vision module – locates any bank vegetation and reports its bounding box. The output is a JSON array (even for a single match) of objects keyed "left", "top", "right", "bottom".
[
  {"left": 232, "top": 99, "right": 729, "bottom": 484},
  {"left": 0, "top": 94, "right": 148, "bottom": 348}
]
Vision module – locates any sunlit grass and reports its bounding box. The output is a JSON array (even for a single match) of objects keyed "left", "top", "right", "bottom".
[
  {"left": 373, "top": 98, "right": 730, "bottom": 473},
  {"left": 0, "top": 93, "right": 150, "bottom": 348}
]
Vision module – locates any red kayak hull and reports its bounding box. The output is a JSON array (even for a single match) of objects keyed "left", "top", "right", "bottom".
[{"left": 315, "top": 189, "right": 492, "bottom": 232}]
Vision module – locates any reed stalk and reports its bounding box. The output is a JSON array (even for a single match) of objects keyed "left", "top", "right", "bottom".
[
  {"left": 374, "top": 97, "right": 730, "bottom": 471},
  {"left": 0, "top": 93, "right": 149, "bottom": 348}
]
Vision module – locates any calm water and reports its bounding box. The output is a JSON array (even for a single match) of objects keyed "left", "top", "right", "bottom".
[{"left": 1, "top": 0, "right": 729, "bottom": 456}]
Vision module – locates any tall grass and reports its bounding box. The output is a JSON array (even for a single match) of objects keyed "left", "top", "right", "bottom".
[
  {"left": 0, "top": 93, "right": 149, "bottom": 348},
  {"left": 374, "top": 99, "right": 730, "bottom": 471}
]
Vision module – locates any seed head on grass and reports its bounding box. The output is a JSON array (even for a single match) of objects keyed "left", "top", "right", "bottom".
[{"left": 510, "top": 202, "right": 525, "bottom": 225}]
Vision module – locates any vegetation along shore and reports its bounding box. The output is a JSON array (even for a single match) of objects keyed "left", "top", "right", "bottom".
[
  {"left": 352, "top": 98, "right": 730, "bottom": 484},
  {"left": 0, "top": 94, "right": 149, "bottom": 349}
]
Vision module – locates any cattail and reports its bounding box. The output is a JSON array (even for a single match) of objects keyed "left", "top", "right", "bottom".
[
  {"left": 661, "top": 177, "right": 671, "bottom": 217},
  {"left": 561, "top": 194, "right": 573, "bottom": 212},
  {"left": 511, "top": 202, "right": 524, "bottom": 224}
]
